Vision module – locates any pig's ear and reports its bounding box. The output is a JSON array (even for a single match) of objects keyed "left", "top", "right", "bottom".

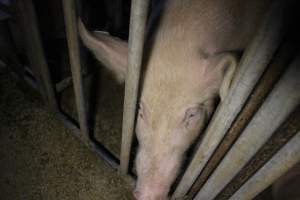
[
  {"left": 78, "top": 19, "right": 128, "bottom": 83},
  {"left": 216, "top": 53, "right": 238, "bottom": 101}
]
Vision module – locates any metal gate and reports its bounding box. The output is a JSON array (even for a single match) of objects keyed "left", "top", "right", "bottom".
[{"left": 1, "top": 0, "right": 299, "bottom": 199}]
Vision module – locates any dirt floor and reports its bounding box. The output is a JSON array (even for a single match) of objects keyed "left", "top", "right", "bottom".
[
  {"left": 0, "top": 61, "right": 280, "bottom": 200},
  {"left": 0, "top": 65, "right": 134, "bottom": 199},
  {"left": 60, "top": 67, "right": 125, "bottom": 159}
]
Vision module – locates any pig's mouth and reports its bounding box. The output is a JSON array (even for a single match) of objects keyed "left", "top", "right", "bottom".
[
  {"left": 133, "top": 193, "right": 169, "bottom": 200},
  {"left": 133, "top": 187, "right": 170, "bottom": 200}
]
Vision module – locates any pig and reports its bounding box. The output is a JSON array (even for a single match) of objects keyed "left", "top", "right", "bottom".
[{"left": 78, "top": 0, "right": 270, "bottom": 199}]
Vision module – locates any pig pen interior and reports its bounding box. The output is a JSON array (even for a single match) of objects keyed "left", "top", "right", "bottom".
[
  {"left": 0, "top": 45, "right": 278, "bottom": 200},
  {"left": 0, "top": 62, "right": 134, "bottom": 199},
  {"left": 0, "top": 0, "right": 299, "bottom": 199},
  {"left": 1, "top": 35, "right": 285, "bottom": 200}
]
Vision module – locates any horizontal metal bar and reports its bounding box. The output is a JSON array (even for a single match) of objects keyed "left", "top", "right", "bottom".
[
  {"left": 56, "top": 112, "right": 119, "bottom": 169},
  {"left": 90, "top": 141, "right": 120, "bottom": 169},
  {"left": 230, "top": 132, "right": 300, "bottom": 200},
  {"left": 120, "top": 0, "right": 150, "bottom": 174},
  {"left": 55, "top": 77, "right": 139, "bottom": 183},
  {"left": 194, "top": 54, "right": 300, "bottom": 200},
  {"left": 55, "top": 76, "right": 73, "bottom": 93},
  {"left": 173, "top": 0, "right": 286, "bottom": 198},
  {"left": 55, "top": 72, "right": 92, "bottom": 93},
  {"left": 23, "top": 73, "right": 38, "bottom": 89}
]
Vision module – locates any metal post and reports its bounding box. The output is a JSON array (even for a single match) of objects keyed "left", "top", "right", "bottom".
[
  {"left": 230, "top": 132, "right": 300, "bottom": 200},
  {"left": 120, "top": 0, "right": 150, "bottom": 174},
  {"left": 194, "top": 55, "right": 300, "bottom": 200},
  {"left": 215, "top": 105, "right": 300, "bottom": 200},
  {"left": 185, "top": 36, "right": 297, "bottom": 199},
  {"left": 16, "top": 0, "right": 58, "bottom": 111},
  {"left": 172, "top": 0, "right": 286, "bottom": 197},
  {"left": 63, "top": 0, "right": 89, "bottom": 141}
]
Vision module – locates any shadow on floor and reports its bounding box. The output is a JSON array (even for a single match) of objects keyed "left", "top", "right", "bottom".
[{"left": 0, "top": 65, "right": 134, "bottom": 200}]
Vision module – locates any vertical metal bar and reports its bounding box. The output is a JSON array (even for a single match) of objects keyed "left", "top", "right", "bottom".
[
  {"left": 120, "top": 0, "right": 150, "bottom": 174},
  {"left": 194, "top": 55, "right": 300, "bottom": 200},
  {"left": 230, "top": 132, "right": 300, "bottom": 200},
  {"left": 16, "top": 0, "right": 58, "bottom": 111},
  {"left": 63, "top": 0, "right": 89, "bottom": 141},
  {"left": 172, "top": 0, "right": 286, "bottom": 197}
]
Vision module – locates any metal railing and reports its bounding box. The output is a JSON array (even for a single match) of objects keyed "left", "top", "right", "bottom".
[
  {"left": 120, "top": 0, "right": 150, "bottom": 174},
  {"left": 3, "top": 0, "right": 299, "bottom": 199}
]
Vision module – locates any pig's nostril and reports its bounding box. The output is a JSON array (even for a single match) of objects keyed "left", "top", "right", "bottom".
[{"left": 133, "top": 189, "right": 140, "bottom": 199}]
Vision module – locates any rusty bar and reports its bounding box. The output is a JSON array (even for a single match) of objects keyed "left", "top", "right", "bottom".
[
  {"left": 16, "top": 0, "right": 59, "bottom": 111},
  {"left": 62, "top": 0, "right": 89, "bottom": 141},
  {"left": 186, "top": 37, "right": 297, "bottom": 199},
  {"left": 194, "top": 54, "right": 300, "bottom": 200},
  {"left": 215, "top": 105, "right": 300, "bottom": 200},
  {"left": 173, "top": 0, "right": 286, "bottom": 198},
  {"left": 120, "top": 0, "right": 150, "bottom": 174},
  {"left": 230, "top": 132, "right": 300, "bottom": 200}
]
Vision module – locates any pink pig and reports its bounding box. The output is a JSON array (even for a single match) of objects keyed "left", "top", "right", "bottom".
[{"left": 78, "top": 0, "right": 270, "bottom": 199}]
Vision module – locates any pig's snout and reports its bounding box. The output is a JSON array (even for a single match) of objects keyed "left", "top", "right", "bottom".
[
  {"left": 134, "top": 186, "right": 169, "bottom": 200},
  {"left": 134, "top": 147, "right": 182, "bottom": 200}
]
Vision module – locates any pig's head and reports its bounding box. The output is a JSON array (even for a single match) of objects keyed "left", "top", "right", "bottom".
[{"left": 78, "top": 19, "right": 237, "bottom": 200}]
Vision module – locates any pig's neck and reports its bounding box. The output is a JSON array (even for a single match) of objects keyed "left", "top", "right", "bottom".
[{"left": 149, "top": 0, "right": 270, "bottom": 59}]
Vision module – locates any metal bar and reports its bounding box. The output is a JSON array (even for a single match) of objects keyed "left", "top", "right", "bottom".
[
  {"left": 55, "top": 76, "right": 73, "bottom": 93},
  {"left": 186, "top": 37, "right": 297, "bottom": 199},
  {"left": 62, "top": 0, "right": 121, "bottom": 169},
  {"left": 23, "top": 73, "right": 38, "bottom": 90},
  {"left": 120, "top": 0, "right": 150, "bottom": 174},
  {"left": 215, "top": 105, "right": 300, "bottom": 200},
  {"left": 56, "top": 107, "right": 136, "bottom": 180},
  {"left": 63, "top": 0, "right": 89, "bottom": 141},
  {"left": 0, "top": 54, "right": 39, "bottom": 91},
  {"left": 55, "top": 112, "right": 119, "bottom": 169},
  {"left": 230, "top": 132, "right": 300, "bottom": 200},
  {"left": 16, "top": 0, "right": 59, "bottom": 111},
  {"left": 55, "top": 73, "right": 90, "bottom": 93},
  {"left": 172, "top": 0, "right": 286, "bottom": 198},
  {"left": 194, "top": 54, "right": 300, "bottom": 200}
]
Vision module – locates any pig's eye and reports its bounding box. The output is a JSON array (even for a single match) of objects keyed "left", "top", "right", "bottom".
[
  {"left": 138, "top": 108, "right": 144, "bottom": 119},
  {"left": 183, "top": 105, "right": 204, "bottom": 129},
  {"left": 138, "top": 102, "right": 145, "bottom": 120}
]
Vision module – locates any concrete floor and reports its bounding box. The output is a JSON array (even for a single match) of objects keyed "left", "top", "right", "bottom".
[{"left": 0, "top": 65, "right": 134, "bottom": 199}]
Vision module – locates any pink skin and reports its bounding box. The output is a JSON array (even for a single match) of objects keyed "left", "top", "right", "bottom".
[
  {"left": 77, "top": 0, "right": 270, "bottom": 199},
  {"left": 133, "top": 87, "right": 216, "bottom": 200}
]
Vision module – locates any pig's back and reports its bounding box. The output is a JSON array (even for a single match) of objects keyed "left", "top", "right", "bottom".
[{"left": 154, "top": 0, "right": 271, "bottom": 55}]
